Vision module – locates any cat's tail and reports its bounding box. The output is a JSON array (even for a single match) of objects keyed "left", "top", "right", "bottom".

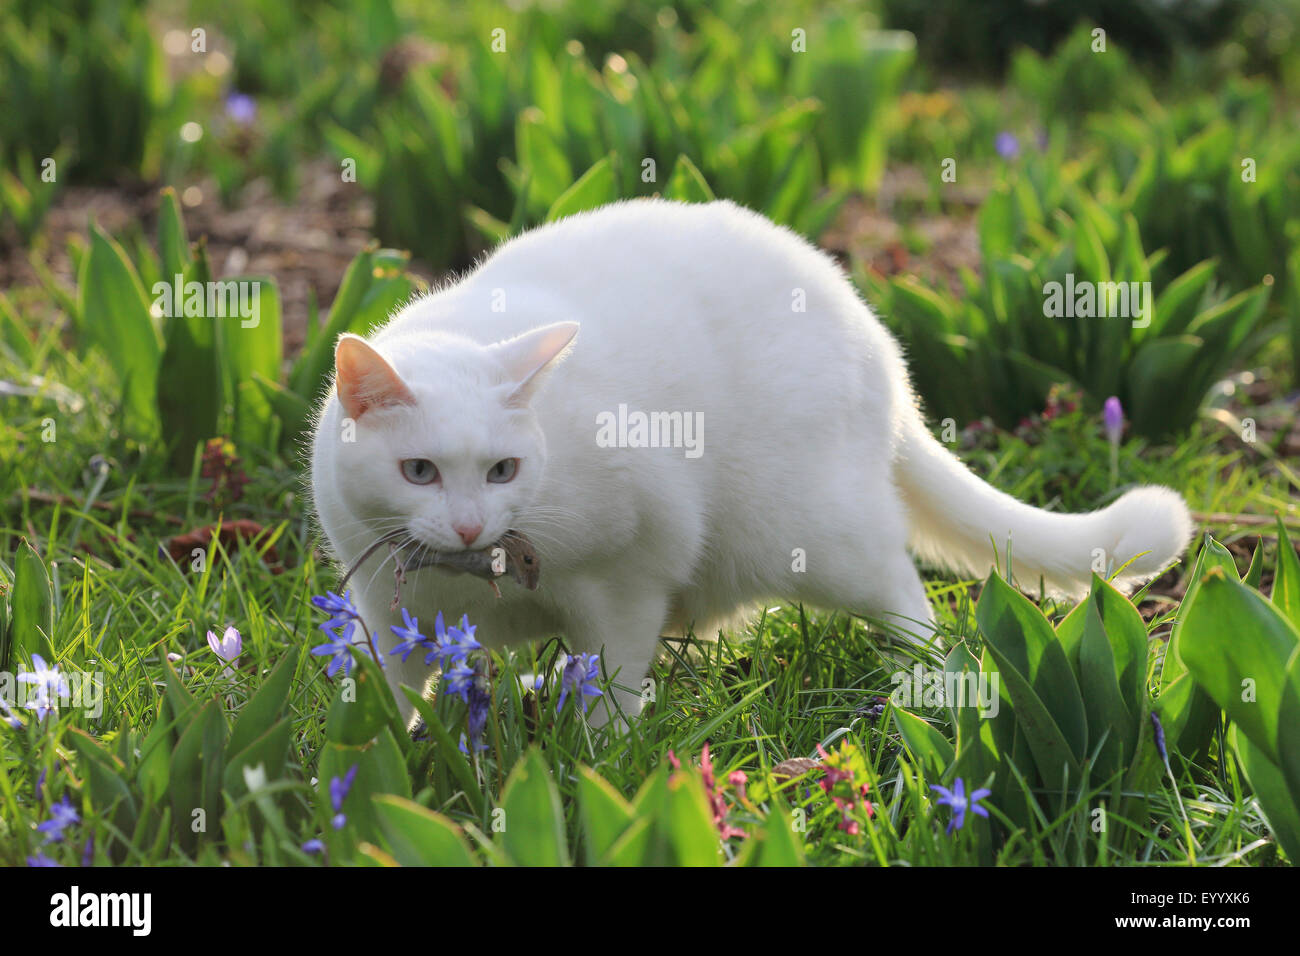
[{"left": 894, "top": 411, "right": 1193, "bottom": 598}]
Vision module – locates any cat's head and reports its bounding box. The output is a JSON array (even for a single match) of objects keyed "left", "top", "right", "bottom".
[{"left": 324, "top": 322, "right": 578, "bottom": 554}]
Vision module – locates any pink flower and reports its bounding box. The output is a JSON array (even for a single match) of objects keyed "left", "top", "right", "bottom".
[{"left": 207, "top": 626, "right": 242, "bottom": 662}]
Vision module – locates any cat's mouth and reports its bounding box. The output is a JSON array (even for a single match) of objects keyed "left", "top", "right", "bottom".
[{"left": 337, "top": 527, "right": 540, "bottom": 598}]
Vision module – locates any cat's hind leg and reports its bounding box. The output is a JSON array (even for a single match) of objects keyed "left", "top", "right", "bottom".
[{"left": 791, "top": 497, "right": 943, "bottom": 659}]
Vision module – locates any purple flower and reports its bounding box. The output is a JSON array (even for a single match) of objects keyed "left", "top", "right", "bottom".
[
  {"left": 1151, "top": 712, "right": 1168, "bottom": 764},
  {"left": 389, "top": 608, "right": 429, "bottom": 663},
  {"left": 26, "top": 853, "right": 61, "bottom": 867},
  {"left": 329, "top": 765, "right": 359, "bottom": 830},
  {"left": 995, "top": 131, "right": 1020, "bottom": 159},
  {"left": 1103, "top": 396, "right": 1124, "bottom": 445},
  {"left": 36, "top": 795, "right": 80, "bottom": 843},
  {"left": 311, "top": 590, "right": 360, "bottom": 632},
  {"left": 81, "top": 836, "right": 94, "bottom": 867},
  {"left": 17, "top": 654, "right": 69, "bottom": 721},
  {"left": 424, "top": 613, "right": 481, "bottom": 670},
  {"left": 225, "top": 92, "right": 256, "bottom": 125},
  {"left": 207, "top": 626, "right": 242, "bottom": 666},
  {"left": 556, "top": 653, "right": 603, "bottom": 715},
  {"left": 311, "top": 621, "right": 366, "bottom": 678},
  {"left": 443, "top": 662, "right": 478, "bottom": 702},
  {"left": 930, "top": 778, "right": 991, "bottom": 834},
  {"left": 458, "top": 681, "right": 492, "bottom": 754},
  {"left": 0, "top": 696, "right": 22, "bottom": 730},
  {"left": 302, "top": 838, "right": 325, "bottom": 854}
]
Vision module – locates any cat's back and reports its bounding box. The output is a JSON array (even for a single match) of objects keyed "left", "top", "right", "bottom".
[
  {"left": 475, "top": 198, "right": 838, "bottom": 293},
  {"left": 389, "top": 199, "right": 874, "bottom": 352}
]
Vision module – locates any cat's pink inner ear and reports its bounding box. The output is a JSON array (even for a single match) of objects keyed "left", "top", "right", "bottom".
[
  {"left": 494, "top": 321, "right": 579, "bottom": 407},
  {"left": 334, "top": 334, "right": 415, "bottom": 420}
]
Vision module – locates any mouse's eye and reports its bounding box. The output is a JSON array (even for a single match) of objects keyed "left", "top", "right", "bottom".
[
  {"left": 487, "top": 458, "right": 519, "bottom": 484},
  {"left": 401, "top": 458, "right": 439, "bottom": 485}
]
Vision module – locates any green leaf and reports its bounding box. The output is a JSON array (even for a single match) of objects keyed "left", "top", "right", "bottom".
[
  {"left": 665, "top": 769, "right": 722, "bottom": 866},
  {"left": 1160, "top": 535, "right": 1234, "bottom": 756},
  {"left": 320, "top": 731, "right": 412, "bottom": 842},
  {"left": 156, "top": 245, "right": 221, "bottom": 472},
  {"left": 168, "top": 698, "right": 227, "bottom": 851},
  {"left": 547, "top": 153, "right": 618, "bottom": 222},
  {"left": 976, "top": 573, "right": 1088, "bottom": 764},
  {"left": 753, "top": 800, "right": 806, "bottom": 866},
  {"left": 1077, "top": 593, "right": 1136, "bottom": 779},
  {"left": 227, "top": 649, "right": 299, "bottom": 760},
  {"left": 664, "top": 155, "right": 716, "bottom": 203},
  {"left": 223, "top": 718, "right": 292, "bottom": 799},
  {"left": 289, "top": 248, "right": 374, "bottom": 403},
  {"left": 69, "top": 729, "right": 137, "bottom": 837},
  {"left": 373, "top": 794, "right": 478, "bottom": 866},
  {"left": 7, "top": 538, "right": 55, "bottom": 668},
  {"left": 893, "top": 708, "right": 956, "bottom": 780},
  {"left": 1124, "top": 335, "right": 1204, "bottom": 439},
  {"left": 326, "top": 652, "right": 405, "bottom": 747},
  {"left": 984, "top": 639, "right": 1084, "bottom": 790},
  {"left": 1244, "top": 538, "right": 1265, "bottom": 590},
  {"left": 498, "top": 747, "right": 569, "bottom": 866},
  {"left": 79, "top": 224, "right": 162, "bottom": 435},
  {"left": 1230, "top": 725, "right": 1300, "bottom": 863},
  {"left": 1271, "top": 518, "right": 1300, "bottom": 631},
  {"left": 157, "top": 186, "right": 190, "bottom": 280},
  {"left": 1179, "top": 569, "right": 1300, "bottom": 763},
  {"left": 578, "top": 764, "right": 636, "bottom": 864},
  {"left": 252, "top": 373, "right": 312, "bottom": 449}
]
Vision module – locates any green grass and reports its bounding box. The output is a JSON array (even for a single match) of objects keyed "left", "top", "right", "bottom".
[{"left": 1, "top": 316, "right": 1291, "bottom": 866}]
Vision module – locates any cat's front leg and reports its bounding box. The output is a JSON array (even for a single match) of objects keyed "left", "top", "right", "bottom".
[
  {"left": 351, "top": 594, "right": 433, "bottom": 730},
  {"left": 562, "top": 581, "right": 670, "bottom": 729}
]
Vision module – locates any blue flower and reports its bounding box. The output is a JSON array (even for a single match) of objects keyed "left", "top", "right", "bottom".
[
  {"left": 17, "top": 655, "right": 69, "bottom": 721},
  {"left": 1150, "top": 711, "right": 1168, "bottom": 764},
  {"left": 311, "top": 621, "right": 364, "bottom": 678},
  {"left": 425, "top": 613, "right": 482, "bottom": 669},
  {"left": 930, "top": 777, "right": 992, "bottom": 834},
  {"left": 36, "top": 795, "right": 80, "bottom": 844},
  {"left": 302, "top": 838, "right": 325, "bottom": 855},
  {"left": 330, "top": 765, "right": 359, "bottom": 830},
  {"left": 225, "top": 92, "right": 257, "bottom": 125},
  {"left": 995, "top": 131, "right": 1020, "bottom": 159},
  {"left": 0, "top": 696, "right": 21, "bottom": 729},
  {"left": 389, "top": 608, "right": 429, "bottom": 662},
  {"left": 459, "top": 682, "right": 492, "bottom": 754},
  {"left": 443, "top": 662, "right": 478, "bottom": 703},
  {"left": 26, "top": 853, "right": 61, "bottom": 867},
  {"left": 311, "top": 590, "right": 360, "bottom": 631},
  {"left": 556, "top": 653, "right": 603, "bottom": 714}
]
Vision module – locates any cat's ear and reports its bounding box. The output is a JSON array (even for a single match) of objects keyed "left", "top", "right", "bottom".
[
  {"left": 334, "top": 334, "right": 415, "bottom": 420},
  {"left": 490, "top": 321, "right": 579, "bottom": 407}
]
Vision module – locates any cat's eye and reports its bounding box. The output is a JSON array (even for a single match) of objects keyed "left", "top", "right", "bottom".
[
  {"left": 400, "top": 458, "right": 439, "bottom": 485},
  {"left": 487, "top": 458, "right": 519, "bottom": 484}
]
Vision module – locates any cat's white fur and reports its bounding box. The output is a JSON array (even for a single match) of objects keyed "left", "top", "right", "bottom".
[{"left": 310, "top": 199, "right": 1192, "bottom": 725}]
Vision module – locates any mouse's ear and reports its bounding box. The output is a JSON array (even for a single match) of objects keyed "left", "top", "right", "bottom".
[
  {"left": 489, "top": 321, "right": 579, "bottom": 407},
  {"left": 334, "top": 334, "right": 415, "bottom": 420}
]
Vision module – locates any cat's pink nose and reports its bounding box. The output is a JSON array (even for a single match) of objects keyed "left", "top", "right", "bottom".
[{"left": 455, "top": 523, "right": 483, "bottom": 547}]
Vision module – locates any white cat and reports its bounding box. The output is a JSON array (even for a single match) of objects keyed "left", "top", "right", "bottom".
[{"left": 310, "top": 199, "right": 1192, "bottom": 726}]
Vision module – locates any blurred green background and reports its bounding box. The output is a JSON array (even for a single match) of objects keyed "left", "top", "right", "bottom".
[{"left": 1, "top": 0, "right": 1298, "bottom": 466}]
